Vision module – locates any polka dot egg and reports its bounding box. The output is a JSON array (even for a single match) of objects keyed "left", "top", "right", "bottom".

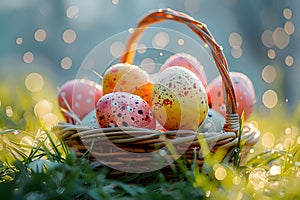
[
  {"left": 58, "top": 79, "right": 103, "bottom": 124},
  {"left": 207, "top": 72, "right": 256, "bottom": 121},
  {"left": 96, "top": 92, "right": 156, "bottom": 129}
]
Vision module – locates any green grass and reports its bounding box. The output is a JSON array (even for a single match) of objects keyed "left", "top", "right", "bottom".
[{"left": 1, "top": 78, "right": 300, "bottom": 199}]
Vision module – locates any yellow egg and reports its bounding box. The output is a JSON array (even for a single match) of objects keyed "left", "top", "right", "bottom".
[
  {"left": 152, "top": 66, "right": 208, "bottom": 130},
  {"left": 102, "top": 63, "right": 153, "bottom": 105}
]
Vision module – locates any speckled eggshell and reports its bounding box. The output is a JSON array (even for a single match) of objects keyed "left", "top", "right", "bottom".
[
  {"left": 81, "top": 109, "right": 99, "bottom": 128},
  {"left": 96, "top": 92, "right": 156, "bottom": 129},
  {"left": 152, "top": 66, "right": 208, "bottom": 131},
  {"left": 198, "top": 109, "right": 225, "bottom": 133},
  {"left": 207, "top": 72, "right": 256, "bottom": 121},
  {"left": 102, "top": 63, "right": 153, "bottom": 106},
  {"left": 58, "top": 79, "right": 103, "bottom": 123},
  {"left": 160, "top": 53, "right": 207, "bottom": 88}
]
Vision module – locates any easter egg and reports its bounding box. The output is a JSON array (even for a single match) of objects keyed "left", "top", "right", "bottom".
[
  {"left": 207, "top": 72, "right": 256, "bottom": 121},
  {"left": 198, "top": 109, "right": 225, "bottom": 133},
  {"left": 81, "top": 109, "right": 99, "bottom": 128},
  {"left": 152, "top": 66, "right": 208, "bottom": 130},
  {"left": 102, "top": 63, "right": 153, "bottom": 105},
  {"left": 58, "top": 79, "right": 103, "bottom": 123},
  {"left": 160, "top": 53, "right": 207, "bottom": 88},
  {"left": 96, "top": 92, "right": 156, "bottom": 129}
]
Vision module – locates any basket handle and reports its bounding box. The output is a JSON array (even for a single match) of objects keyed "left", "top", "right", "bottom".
[{"left": 120, "top": 8, "right": 239, "bottom": 135}]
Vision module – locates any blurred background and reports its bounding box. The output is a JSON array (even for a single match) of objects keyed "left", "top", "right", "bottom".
[{"left": 0, "top": 0, "right": 300, "bottom": 127}]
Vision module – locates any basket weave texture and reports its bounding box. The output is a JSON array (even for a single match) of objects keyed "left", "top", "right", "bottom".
[{"left": 54, "top": 8, "right": 260, "bottom": 173}]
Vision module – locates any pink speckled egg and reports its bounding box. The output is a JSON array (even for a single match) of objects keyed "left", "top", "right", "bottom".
[
  {"left": 160, "top": 53, "right": 207, "bottom": 88},
  {"left": 152, "top": 66, "right": 208, "bottom": 131},
  {"left": 96, "top": 92, "right": 156, "bottom": 129},
  {"left": 207, "top": 72, "right": 256, "bottom": 121},
  {"left": 58, "top": 79, "right": 103, "bottom": 124}
]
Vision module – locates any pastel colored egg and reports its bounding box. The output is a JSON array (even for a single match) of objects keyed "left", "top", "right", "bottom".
[
  {"left": 96, "top": 92, "right": 156, "bottom": 129},
  {"left": 58, "top": 79, "right": 103, "bottom": 124},
  {"left": 198, "top": 109, "right": 225, "bottom": 133},
  {"left": 207, "top": 72, "right": 256, "bottom": 121},
  {"left": 81, "top": 109, "right": 99, "bottom": 128},
  {"left": 102, "top": 63, "right": 153, "bottom": 106},
  {"left": 160, "top": 52, "right": 207, "bottom": 88},
  {"left": 152, "top": 66, "right": 208, "bottom": 130}
]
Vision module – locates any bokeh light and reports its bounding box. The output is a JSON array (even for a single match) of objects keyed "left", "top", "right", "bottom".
[
  {"left": 110, "top": 41, "right": 125, "bottom": 58},
  {"left": 285, "top": 55, "right": 294, "bottom": 67},
  {"left": 25, "top": 73, "right": 44, "bottom": 93},
  {"left": 261, "top": 30, "right": 274, "bottom": 48},
  {"left": 214, "top": 164, "right": 227, "bottom": 181},
  {"left": 140, "top": 58, "right": 155, "bottom": 73},
  {"left": 23, "top": 51, "right": 34, "bottom": 64},
  {"left": 62, "top": 29, "right": 77, "bottom": 44},
  {"left": 184, "top": 0, "right": 200, "bottom": 13},
  {"left": 60, "top": 57, "right": 73, "bottom": 69},
  {"left": 137, "top": 43, "right": 147, "bottom": 54},
  {"left": 231, "top": 47, "right": 242, "bottom": 58},
  {"left": 284, "top": 21, "right": 295, "bottom": 35},
  {"left": 34, "top": 100, "right": 53, "bottom": 119},
  {"left": 229, "top": 32, "right": 243, "bottom": 49},
  {"left": 152, "top": 32, "right": 169, "bottom": 49},
  {"left": 16, "top": 37, "right": 23, "bottom": 45},
  {"left": 262, "top": 89, "right": 278, "bottom": 109},
  {"left": 267, "top": 49, "right": 276, "bottom": 59},
  {"left": 66, "top": 5, "right": 79, "bottom": 19},
  {"left": 261, "top": 132, "right": 275, "bottom": 148},
  {"left": 42, "top": 113, "right": 59, "bottom": 130},
  {"left": 6, "top": 106, "right": 13, "bottom": 118},
  {"left": 283, "top": 8, "right": 292, "bottom": 19},
  {"left": 249, "top": 168, "right": 267, "bottom": 190},
  {"left": 262, "top": 65, "right": 276, "bottom": 83},
  {"left": 269, "top": 165, "right": 281, "bottom": 176},
  {"left": 112, "top": 0, "right": 119, "bottom": 5},
  {"left": 34, "top": 29, "right": 47, "bottom": 42},
  {"left": 178, "top": 38, "right": 185, "bottom": 45},
  {"left": 272, "top": 27, "right": 289, "bottom": 49}
]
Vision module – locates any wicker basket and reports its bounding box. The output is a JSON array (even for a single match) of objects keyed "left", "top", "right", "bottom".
[{"left": 53, "top": 8, "right": 260, "bottom": 174}]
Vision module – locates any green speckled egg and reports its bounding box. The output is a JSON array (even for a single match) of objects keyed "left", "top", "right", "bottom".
[
  {"left": 198, "top": 109, "right": 225, "bottom": 133},
  {"left": 81, "top": 109, "right": 99, "bottom": 128}
]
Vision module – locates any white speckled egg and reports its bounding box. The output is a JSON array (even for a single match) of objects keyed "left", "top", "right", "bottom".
[
  {"left": 152, "top": 66, "right": 208, "bottom": 130},
  {"left": 96, "top": 92, "right": 156, "bottom": 129},
  {"left": 198, "top": 109, "right": 225, "bottom": 133}
]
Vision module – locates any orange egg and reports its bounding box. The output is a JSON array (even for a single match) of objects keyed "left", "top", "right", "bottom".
[{"left": 102, "top": 63, "right": 153, "bottom": 105}]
